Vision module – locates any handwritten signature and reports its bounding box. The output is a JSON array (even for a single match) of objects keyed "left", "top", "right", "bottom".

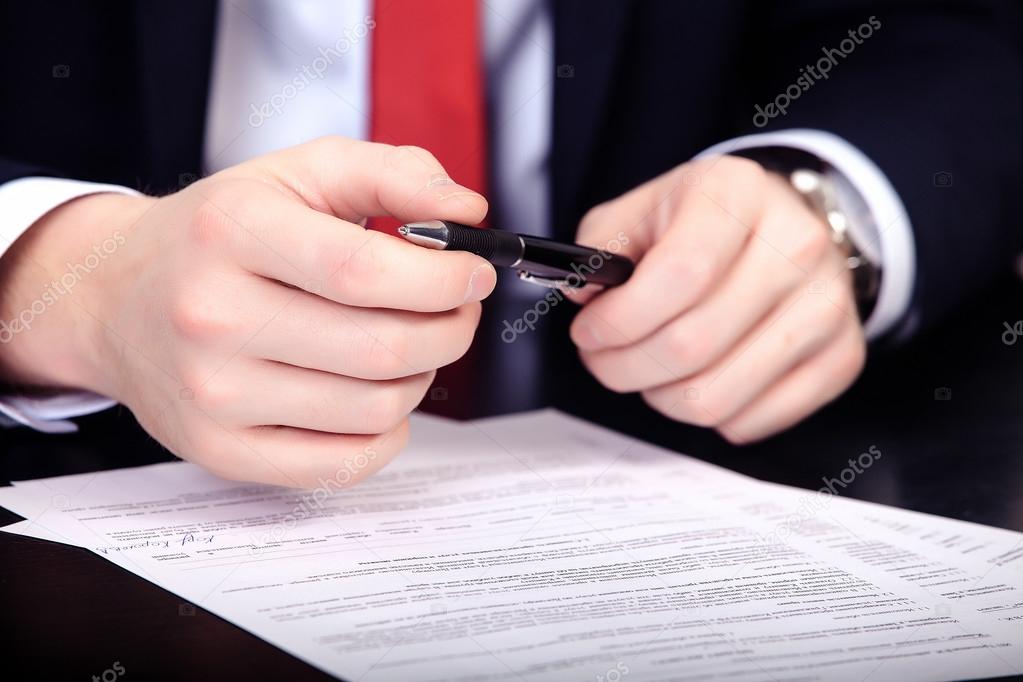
[{"left": 95, "top": 532, "right": 215, "bottom": 555}]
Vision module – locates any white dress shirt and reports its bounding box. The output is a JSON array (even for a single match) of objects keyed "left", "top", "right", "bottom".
[{"left": 0, "top": 0, "right": 914, "bottom": 431}]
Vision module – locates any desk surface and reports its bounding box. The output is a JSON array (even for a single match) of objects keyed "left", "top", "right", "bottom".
[{"left": 2, "top": 279, "right": 1021, "bottom": 681}]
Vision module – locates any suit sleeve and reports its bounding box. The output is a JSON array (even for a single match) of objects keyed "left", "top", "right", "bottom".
[{"left": 741, "top": 0, "right": 1023, "bottom": 336}]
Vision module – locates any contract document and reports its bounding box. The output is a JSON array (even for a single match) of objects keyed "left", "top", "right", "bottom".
[{"left": 1, "top": 410, "right": 1021, "bottom": 682}]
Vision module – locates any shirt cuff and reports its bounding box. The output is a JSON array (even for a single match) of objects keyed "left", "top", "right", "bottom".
[
  {"left": 695, "top": 129, "right": 916, "bottom": 340},
  {"left": 0, "top": 177, "right": 137, "bottom": 432}
]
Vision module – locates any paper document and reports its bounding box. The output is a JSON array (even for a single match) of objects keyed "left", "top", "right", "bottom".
[{"left": 1, "top": 410, "right": 1021, "bottom": 681}]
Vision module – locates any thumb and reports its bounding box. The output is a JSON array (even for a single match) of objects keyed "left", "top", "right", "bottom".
[
  {"left": 566, "top": 175, "right": 673, "bottom": 304},
  {"left": 256, "top": 136, "right": 490, "bottom": 226}
]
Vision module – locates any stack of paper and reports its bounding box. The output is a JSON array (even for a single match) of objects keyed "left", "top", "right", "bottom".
[{"left": 2, "top": 410, "right": 1021, "bottom": 681}]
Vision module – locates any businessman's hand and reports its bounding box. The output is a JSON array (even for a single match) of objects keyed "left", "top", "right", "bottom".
[
  {"left": 568, "top": 155, "right": 865, "bottom": 443},
  {"left": 0, "top": 137, "right": 495, "bottom": 487}
]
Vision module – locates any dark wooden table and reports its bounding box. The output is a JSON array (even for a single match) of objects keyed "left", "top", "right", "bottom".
[{"left": 2, "top": 277, "right": 1021, "bottom": 681}]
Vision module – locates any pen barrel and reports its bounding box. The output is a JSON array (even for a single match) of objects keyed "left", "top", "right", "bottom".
[
  {"left": 519, "top": 236, "right": 635, "bottom": 286},
  {"left": 442, "top": 222, "right": 524, "bottom": 266}
]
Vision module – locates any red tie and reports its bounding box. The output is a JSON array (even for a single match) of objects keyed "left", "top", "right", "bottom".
[
  {"left": 370, "top": 0, "right": 488, "bottom": 418},
  {"left": 370, "top": 0, "right": 488, "bottom": 234}
]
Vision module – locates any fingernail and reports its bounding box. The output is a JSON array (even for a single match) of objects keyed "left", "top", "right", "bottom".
[
  {"left": 573, "top": 321, "right": 604, "bottom": 350},
  {"left": 464, "top": 264, "right": 495, "bottom": 302}
]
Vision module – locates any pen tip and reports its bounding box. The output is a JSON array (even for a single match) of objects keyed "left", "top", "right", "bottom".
[{"left": 398, "top": 225, "right": 409, "bottom": 236}]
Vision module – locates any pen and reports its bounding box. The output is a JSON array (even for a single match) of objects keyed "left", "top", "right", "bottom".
[{"left": 397, "top": 220, "right": 634, "bottom": 288}]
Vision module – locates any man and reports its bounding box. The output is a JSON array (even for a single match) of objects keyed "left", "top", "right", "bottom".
[{"left": 0, "top": 1, "right": 1019, "bottom": 488}]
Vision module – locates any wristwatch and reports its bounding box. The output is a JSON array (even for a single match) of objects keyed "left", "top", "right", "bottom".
[{"left": 787, "top": 168, "right": 881, "bottom": 321}]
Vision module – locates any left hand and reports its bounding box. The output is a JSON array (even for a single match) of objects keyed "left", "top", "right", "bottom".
[{"left": 567, "top": 155, "right": 866, "bottom": 443}]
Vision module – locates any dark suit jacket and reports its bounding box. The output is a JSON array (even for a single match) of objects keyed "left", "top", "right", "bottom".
[{"left": 2, "top": 1, "right": 1022, "bottom": 424}]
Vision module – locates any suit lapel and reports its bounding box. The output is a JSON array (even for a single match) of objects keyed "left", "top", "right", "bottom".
[
  {"left": 132, "top": 1, "right": 217, "bottom": 193},
  {"left": 551, "top": 0, "right": 633, "bottom": 238}
]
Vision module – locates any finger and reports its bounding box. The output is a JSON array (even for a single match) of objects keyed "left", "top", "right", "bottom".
[
  {"left": 226, "top": 275, "right": 482, "bottom": 379},
  {"left": 561, "top": 282, "right": 605, "bottom": 306},
  {"left": 718, "top": 324, "right": 866, "bottom": 444},
  {"left": 579, "top": 203, "right": 828, "bottom": 392},
  {"left": 571, "top": 160, "right": 767, "bottom": 351},
  {"left": 202, "top": 360, "right": 433, "bottom": 435},
  {"left": 190, "top": 182, "right": 496, "bottom": 312},
  {"left": 641, "top": 279, "right": 852, "bottom": 428},
  {"left": 205, "top": 419, "right": 411, "bottom": 489},
  {"left": 269, "top": 137, "right": 489, "bottom": 225}
]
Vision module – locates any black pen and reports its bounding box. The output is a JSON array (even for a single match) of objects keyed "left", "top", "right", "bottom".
[{"left": 397, "top": 220, "right": 634, "bottom": 288}]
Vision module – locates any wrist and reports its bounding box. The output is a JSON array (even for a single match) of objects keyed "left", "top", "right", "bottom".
[{"left": 0, "top": 191, "right": 155, "bottom": 397}]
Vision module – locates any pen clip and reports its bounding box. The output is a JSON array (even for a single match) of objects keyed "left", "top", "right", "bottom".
[{"left": 517, "top": 271, "right": 579, "bottom": 290}]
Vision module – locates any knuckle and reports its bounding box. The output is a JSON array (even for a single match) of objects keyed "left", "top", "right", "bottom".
[
  {"left": 364, "top": 386, "right": 411, "bottom": 433},
  {"left": 400, "top": 144, "right": 441, "bottom": 167},
  {"left": 578, "top": 203, "right": 612, "bottom": 240},
  {"left": 789, "top": 222, "right": 831, "bottom": 269},
  {"left": 190, "top": 194, "right": 232, "bottom": 246},
  {"left": 365, "top": 330, "right": 413, "bottom": 378},
  {"left": 169, "top": 294, "right": 235, "bottom": 342},
  {"left": 671, "top": 251, "right": 715, "bottom": 295},
  {"left": 788, "top": 297, "right": 843, "bottom": 354},
  {"left": 697, "top": 156, "right": 767, "bottom": 211},
  {"left": 324, "top": 236, "right": 382, "bottom": 304},
  {"left": 191, "top": 379, "right": 235, "bottom": 413},
  {"left": 723, "top": 155, "right": 768, "bottom": 190},
  {"left": 390, "top": 144, "right": 443, "bottom": 174},
  {"left": 663, "top": 322, "right": 707, "bottom": 372}
]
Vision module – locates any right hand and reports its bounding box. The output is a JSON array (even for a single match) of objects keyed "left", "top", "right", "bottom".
[{"left": 0, "top": 137, "right": 496, "bottom": 488}]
